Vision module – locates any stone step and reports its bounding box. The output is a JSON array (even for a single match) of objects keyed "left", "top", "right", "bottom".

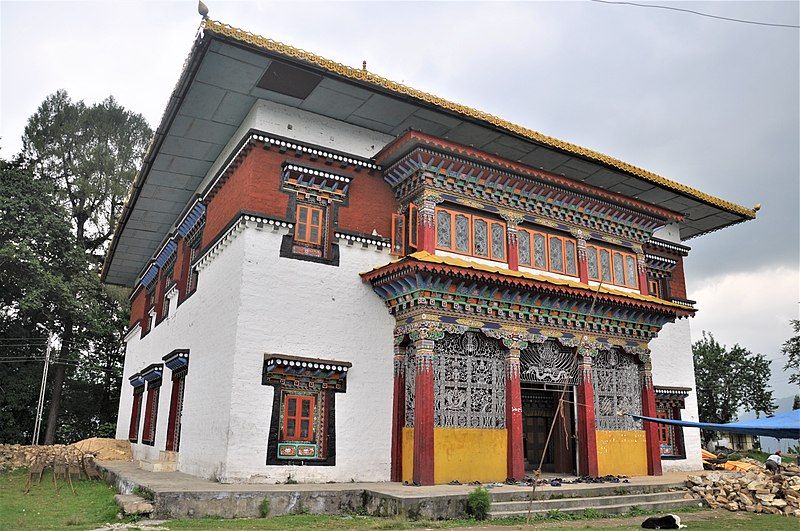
[
  {"left": 491, "top": 490, "right": 688, "bottom": 513},
  {"left": 114, "top": 494, "right": 154, "bottom": 515},
  {"left": 490, "top": 493, "right": 701, "bottom": 519},
  {"left": 138, "top": 459, "right": 177, "bottom": 472},
  {"left": 489, "top": 482, "right": 685, "bottom": 502}
]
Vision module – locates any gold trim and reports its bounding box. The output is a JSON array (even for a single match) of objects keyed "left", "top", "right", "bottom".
[{"left": 203, "top": 19, "right": 757, "bottom": 220}]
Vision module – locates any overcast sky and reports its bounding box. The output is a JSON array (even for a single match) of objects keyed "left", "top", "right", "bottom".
[{"left": 1, "top": 1, "right": 798, "bottom": 403}]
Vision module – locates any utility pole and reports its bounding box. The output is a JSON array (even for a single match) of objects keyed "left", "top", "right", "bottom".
[{"left": 32, "top": 330, "right": 54, "bottom": 445}]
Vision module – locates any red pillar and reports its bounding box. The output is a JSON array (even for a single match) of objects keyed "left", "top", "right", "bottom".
[
  {"left": 576, "top": 356, "right": 599, "bottom": 477},
  {"left": 505, "top": 348, "right": 524, "bottom": 480},
  {"left": 577, "top": 237, "right": 589, "bottom": 284},
  {"left": 418, "top": 204, "right": 436, "bottom": 254},
  {"left": 507, "top": 228, "right": 519, "bottom": 271},
  {"left": 641, "top": 368, "right": 663, "bottom": 476},
  {"left": 390, "top": 346, "right": 406, "bottom": 482},
  {"left": 413, "top": 340, "right": 435, "bottom": 485},
  {"left": 637, "top": 253, "right": 649, "bottom": 296}
]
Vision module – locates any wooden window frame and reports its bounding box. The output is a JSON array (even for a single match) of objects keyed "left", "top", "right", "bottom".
[
  {"left": 648, "top": 278, "right": 662, "bottom": 298},
  {"left": 471, "top": 215, "right": 492, "bottom": 258},
  {"left": 489, "top": 220, "right": 507, "bottom": 261},
  {"left": 295, "top": 204, "right": 324, "bottom": 246},
  {"left": 434, "top": 207, "right": 506, "bottom": 262},
  {"left": 408, "top": 204, "right": 418, "bottom": 250},
  {"left": 282, "top": 394, "right": 316, "bottom": 442},
  {"left": 391, "top": 213, "right": 406, "bottom": 256},
  {"left": 128, "top": 387, "right": 144, "bottom": 443},
  {"left": 141, "top": 385, "right": 160, "bottom": 446},
  {"left": 587, "top": 245, "right": 639, "bottom": 288},
  {"left": 518, "top": 228, "right": 578, "bottom": 278}
]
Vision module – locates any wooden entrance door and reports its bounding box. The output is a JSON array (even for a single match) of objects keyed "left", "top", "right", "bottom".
[{"left": 522, "top": 387, "right": 575, "bottom": 474}]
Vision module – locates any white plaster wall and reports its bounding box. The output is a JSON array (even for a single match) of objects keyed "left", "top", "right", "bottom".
[
  {"left": 649, "top": 318, "right": 704, "bottom": 471},
  {"left": 116, "top": 233, "right": 246, "bottom": 479},
  {"left": 197, "top": 99, "right": 393, "bottom": 197},
  {"left": 220, "top": 226, "right": 396, "bottom": 483}
]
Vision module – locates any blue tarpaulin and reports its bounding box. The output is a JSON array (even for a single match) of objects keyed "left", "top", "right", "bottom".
[{"left": 633, "top": 409, "right": 800, "bottom": 440}]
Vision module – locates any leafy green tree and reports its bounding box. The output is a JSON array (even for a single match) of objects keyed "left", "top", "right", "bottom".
[
  {"left": 1, "top": 90, "right": 151, "bottom": 444},
  {"left": 793, "top": 395, "right": 800, "bottom": 411},
  {"left": 782, "top": 320, "right": 800, "bottom": 387},
  {"left": 693, "top": 332, "right": 776, "bottom": 446}
]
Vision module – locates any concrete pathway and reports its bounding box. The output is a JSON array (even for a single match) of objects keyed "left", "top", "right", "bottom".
[{"left": 99, "top": 460, "right": 697, "bottom": 499}]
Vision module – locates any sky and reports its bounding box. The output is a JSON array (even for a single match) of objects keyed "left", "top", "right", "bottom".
[{"left": 1, "top": 1, "right": 798, "bottom": 403}]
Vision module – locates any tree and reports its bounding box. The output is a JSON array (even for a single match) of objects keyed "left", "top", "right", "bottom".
[
  {"left": 782, "top": 320, "right": 800, "bottom": 387},
  {"left": 7, "top": 90, "right": 151, "bottom": 444},
  {"left": 693, "top": 332, "right": 776, "bottom": 445},
  {"left": 793, "top": 395, "right": 800, "bottom": 411}
]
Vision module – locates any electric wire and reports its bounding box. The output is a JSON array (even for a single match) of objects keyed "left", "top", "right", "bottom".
[{"left": 589, "top": 0, "right": 800, "bottom": 29}]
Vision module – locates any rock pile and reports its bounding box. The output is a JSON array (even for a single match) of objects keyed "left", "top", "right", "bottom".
[
  {"left": 0, "top": 438, "right": 131, "bottom": 470},
  {"left": 686, "top": 467, "right": 800, "bottom": 517},
  {"left": 0, "top": 444, "right": 85, "bottom": 470}
]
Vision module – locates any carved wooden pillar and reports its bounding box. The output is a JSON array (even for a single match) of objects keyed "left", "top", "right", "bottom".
[
  {"left": 391, "top": 342, "right": 406, "bottom": 482},
  {"left": 409, "top": 321, "right": 441, "bottom": 486},
  {"left": 575, "top": 231, "right": 589, "bottom": 284},
  {"left": 506, "top": 226, "right": 520, "bottom": 271},
  {"left": 637, "top": 252, "right": 649, "bottom": 296},
  {"left": 576, "top": 339, "right": 598, "bottom": 477},
  {"left": 640, "top": 363, "right": 662, "bottom": 475},
  {"left": 503, "top": 339, "right": 526, "bottom": 480},
  {"left": 417, "top": 197, "right": 438, "bottom": 254}
]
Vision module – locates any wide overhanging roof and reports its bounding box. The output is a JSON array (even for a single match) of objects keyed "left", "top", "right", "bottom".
[{"left": 102, "top": 18, "right": 758, "bottom": 287}]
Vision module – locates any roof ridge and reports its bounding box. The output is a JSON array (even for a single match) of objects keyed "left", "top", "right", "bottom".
[{"left": 203, "top": 18, "right": 757, "bottom": 220}]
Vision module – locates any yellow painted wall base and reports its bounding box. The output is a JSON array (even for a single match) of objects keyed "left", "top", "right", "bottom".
[
  {"left": 596, "top": 430, "right": 648, "bottom": 476},
  {"left": 400, "top": 427, "right": 507, "bottom": 484},
  {"left": 402, "top": 427, "right": 414, "bottom": 484}
]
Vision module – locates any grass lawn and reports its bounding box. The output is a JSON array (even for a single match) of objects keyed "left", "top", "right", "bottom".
[
  {"left": 0, "top": 467, "right": 122, "bottom": 530},
  {"left": 1, "top": 467, "right": 797, "bottom": 530},
  {"left": 162, "top": 512, "right": 798, "bottom": 530}
]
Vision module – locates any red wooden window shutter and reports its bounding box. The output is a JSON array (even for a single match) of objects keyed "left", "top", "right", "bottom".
[
  {"left": 283, "top": 395, "right": 315, "bottom": 442},
  {"left": 408, "top": 204, "right": 418, "bottom": 250}
]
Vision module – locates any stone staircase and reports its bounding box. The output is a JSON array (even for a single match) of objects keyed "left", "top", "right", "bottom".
[
  {"left": 489, "top": 482, "right": 701, "bottom": 519},
  {"left": 138, "top": 450, "right": 177, "bottom": 473}
]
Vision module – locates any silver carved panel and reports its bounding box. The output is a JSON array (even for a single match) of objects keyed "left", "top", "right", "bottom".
[
  {"left": 565, "top": 240, "right": 577, "bottom": 276},
  {"left": 404, "top": 345, "right": 416, "bottom": 427},
  {"left": 434, "top": 332, "right": 505, "bottom": 429},
  {"left": 436, "top": 211, "right": 451, "bottom": 248},
  {"left": 592, "top": 349, "right": 643, "bottom": 430},
  {"left": 518, "top": 230, "right": 531, "bottom": 266},
  {"left": 534, "top": 233, "right": 547, "bottom": 269},
  {"left": 549, "top": 236, "right": 563, "bottom": 271},
  {"left": 491, "top": 223, "right": 505, "bottom": 259},
  {"left": 455, "top": 214, "right": 470, "bottom": 253},
  {"left": 520, "top": 339, "right": 578, "bottom": 385},
  {"left": 473, "top": 219, "right": 488, "bottom": 256}
]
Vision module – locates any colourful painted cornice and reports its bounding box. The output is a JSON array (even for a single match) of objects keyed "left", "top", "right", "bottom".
[{"left": 361, "top": 251, "right": 695, "bottom": 315}]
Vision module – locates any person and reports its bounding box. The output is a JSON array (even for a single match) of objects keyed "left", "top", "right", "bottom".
[{"left": 765, "top": 450, "right": 782, "bottom": 473}]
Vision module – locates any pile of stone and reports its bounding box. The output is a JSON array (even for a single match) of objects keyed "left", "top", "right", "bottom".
[
  {"left": 0, "top": 438, "right": 131, "bottom": 471},
  {"left": 0, "top": 444, "right": 85, "bottom": 470},
  {"left": 686, "top": 467, "right": 800, "bottom": 516}
]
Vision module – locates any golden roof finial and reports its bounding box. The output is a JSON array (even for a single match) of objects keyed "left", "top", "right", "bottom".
[
  {"left": 362, "top": 60, "right": 367, "bottom": 72},
  {"left": 198, "top": 1, "right": 209, "bottom": 19},
  {"left": 753, "top": 203, "right": 762, "bottom": 212}
]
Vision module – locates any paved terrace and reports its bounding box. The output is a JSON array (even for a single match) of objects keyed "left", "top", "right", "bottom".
[{"left": 98, "top": 460, "right": 701, "bottom": 519}]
